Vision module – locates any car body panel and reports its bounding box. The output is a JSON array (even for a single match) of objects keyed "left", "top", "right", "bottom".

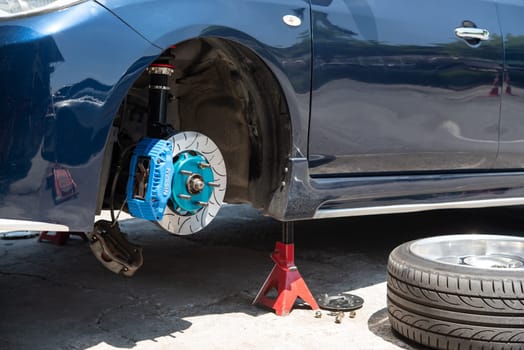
[
  {"left": 309, "top": 0, "right": 504, "bottom": 175},
  {"left": 1, "top": 0, "right": 524, "bottom": 231},
  {"left": 96, "top": 0, "right": 312, "bottom": 159},
  {"left": 0, "top": 1, "right": 160, "bottom": 231},
  {"left": 268, "top": 157, "right": 524, "bottom": 220}
]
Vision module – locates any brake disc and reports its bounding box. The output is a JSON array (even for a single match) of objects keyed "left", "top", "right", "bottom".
[{"left": 156, "top": 131, "right": 227, "bottom": 235}]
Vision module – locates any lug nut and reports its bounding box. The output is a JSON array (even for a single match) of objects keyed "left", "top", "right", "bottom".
[
  {"left": 178, "top": 194, "right": 191, "bottom": 200},
  {"left": 199, "top": 162, "right": 210, "bottom": 169},
  {"left": 188, "top": 176, "right": 205, "bottom": 194},
  {"left": 349, "top": 311, "right": 356, "bottom": 319},
  {"left": 335, "top": 311, "right": 344, "bottom": 324},
  {"left": 314, "top": 311, "right": 322, "bottom": 319},
  {"left": 207, "top": 182, "right": 220, "bottom": 188},
  {"left": 180, "top": 170, "right": 192, "bottom": 175},
  {"left": 196, "top": 201, "right": 209, "bottom": 207}
]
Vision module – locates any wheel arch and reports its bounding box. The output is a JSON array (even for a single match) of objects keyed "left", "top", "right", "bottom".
[
  {"left": 98, "top": 35, "right": 295, "bottom": 213},
  {"left": 170, "top": 36, "right": 293, "bottom": 209}
]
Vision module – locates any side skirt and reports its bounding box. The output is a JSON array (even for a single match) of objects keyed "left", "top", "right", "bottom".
[{"left": 268, "top": 158, "right": 524, "bottom": 220}]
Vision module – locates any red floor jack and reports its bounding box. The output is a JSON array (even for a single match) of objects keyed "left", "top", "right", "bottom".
[
  {"left": 253, "top": 222, "right": 319, "bottom": 316},
  {"left": 38, "top": 231, "right": 88, "bottom": 245}
]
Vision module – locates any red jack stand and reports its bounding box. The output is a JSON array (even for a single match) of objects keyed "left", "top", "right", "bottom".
[
  {"left": 253, "top": 222, "right": 319, "bottom": 316},
  {"left": 488, "top": 75, "right": 500, "bottom": 96},
  {"left": 38, "top": 231, "right": 88, "bottom": 246}
]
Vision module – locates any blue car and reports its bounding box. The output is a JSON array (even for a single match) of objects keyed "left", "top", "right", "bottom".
[{"left": 1, "top": 1, "right": 524, "bottom": 348}]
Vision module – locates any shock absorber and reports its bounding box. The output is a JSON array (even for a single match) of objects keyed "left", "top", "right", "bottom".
[
  {"left": 147, "top": 59, "right": 175, "bottom": 138},
  {"left": 126, "top": 51, "right": 177, "bottom": 220}
]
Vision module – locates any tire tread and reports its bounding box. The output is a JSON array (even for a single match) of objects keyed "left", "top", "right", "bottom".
[{"left": 387, "top": 240, "right": 524, "bottom": 350}]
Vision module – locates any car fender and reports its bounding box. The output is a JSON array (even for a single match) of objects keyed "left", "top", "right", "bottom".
[{"left": 96, "top": 0, "right": 312, "bottom": 158}]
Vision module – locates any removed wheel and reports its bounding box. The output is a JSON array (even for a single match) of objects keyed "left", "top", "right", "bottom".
[{"left": 387, "top": 234, "right": 524, "bottom": 350}]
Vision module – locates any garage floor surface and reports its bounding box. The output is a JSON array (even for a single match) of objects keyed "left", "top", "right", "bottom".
[{"left": 1, "top": 205, "right": 524, "bottom": 350}]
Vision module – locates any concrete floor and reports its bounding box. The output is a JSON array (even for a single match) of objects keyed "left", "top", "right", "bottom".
[{"left": 1, "top": 205, "right": 524, "bottom": 350}]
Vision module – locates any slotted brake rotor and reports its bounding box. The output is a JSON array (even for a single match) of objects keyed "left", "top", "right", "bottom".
[{"left": 157, "top": 131, "right": 227, "bottom": 235}]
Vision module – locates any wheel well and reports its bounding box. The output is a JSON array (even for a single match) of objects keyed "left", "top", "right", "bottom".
[{"left": 101, "top": 38, "right": 291, "bottom": 212}]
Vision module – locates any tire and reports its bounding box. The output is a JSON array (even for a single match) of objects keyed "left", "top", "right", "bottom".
[{"left": 387, "top": 234, "right": 524, "bottom": 350}]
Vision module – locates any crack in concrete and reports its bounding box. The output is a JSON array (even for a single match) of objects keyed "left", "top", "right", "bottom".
[
  {"left": 61, "top": 344, "right": 81, "bottom": 350},
  {"left": 94, "top": 303, "right": 141, "bottom": 345},
  {"left": 70, "top": 281, "right": 100, "bottom": 292},
  {"left": 0, "top": 268, "right": 103, "bottom": 293},
  {"left": 0, "top": 250, "right": 58, "bottom": 269},
  {"left": 94, "top": 293, "right": 145, "bottom": 345},
  {"left": 0, "top": 270, "right": 65, "bottom": 286},
  {"left": 0, "top": 259, "right": 120, "bottom": 294},
  {"left": 169, "top": 291, "right": 253, "bottom": 317},
  {"left": 0, "top": 261, "right": 31, "bottom": 269}
]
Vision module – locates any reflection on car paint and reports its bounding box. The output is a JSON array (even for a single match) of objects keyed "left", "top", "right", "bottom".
[
  {"left": 0, "top": 25, "right": 62, "bottom": 194},
  {"left": 0, "top": 2, "right": 160, "bottom": 230},
  {"left": 309, "top": 0, "right": 504, "bottom": 175}
]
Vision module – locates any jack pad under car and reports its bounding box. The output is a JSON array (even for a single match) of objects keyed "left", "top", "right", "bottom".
[{"left": 157, "top": 131, "right": 227, "bottom": 235}]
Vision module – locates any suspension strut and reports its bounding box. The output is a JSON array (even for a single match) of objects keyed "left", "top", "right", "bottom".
[
  {"left": 147, "top": 58, "right": 175, "bottom": 138},
  {"left": 90, "top": 52, "right": 178, "bottom": 277}
]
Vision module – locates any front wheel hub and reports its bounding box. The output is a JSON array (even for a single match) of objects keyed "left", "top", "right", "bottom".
[
  {"left": 171, "top": 151, "right": 215, "bottom": 215},
  {"left": 156, "top": 131, "right": 227, "bottom": 235},
  {"left": 187, "top": 174, "right": 205, "bottom": 194}
]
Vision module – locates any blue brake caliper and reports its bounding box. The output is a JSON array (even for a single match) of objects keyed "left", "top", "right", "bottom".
[
  {"left": 127, "top": 138, "right": 215, "bottom": 221},
  {"left": 127, "top": 138, "right": 173, "bottom": 221}
]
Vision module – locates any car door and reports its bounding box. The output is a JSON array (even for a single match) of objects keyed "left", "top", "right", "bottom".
[
  {"left": 493, "top": 0, "right": 524, "bottom": 168},
  {"left": 309, "top": 0, "right": 503, "bottom": 176}
]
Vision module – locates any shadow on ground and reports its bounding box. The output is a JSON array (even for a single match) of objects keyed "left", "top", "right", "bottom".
[{"left": 0, "top": 205, "right": 523, "bottom": 349}]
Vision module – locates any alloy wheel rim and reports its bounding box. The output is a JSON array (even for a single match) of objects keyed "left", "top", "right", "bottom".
[{"left": 409, "top": 234, "right": 524, "bottom": 270}]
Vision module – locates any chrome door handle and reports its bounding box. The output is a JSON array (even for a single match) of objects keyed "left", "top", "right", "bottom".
[{"left": 455, "top": 27, "right": 490, "bottom": 41}]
